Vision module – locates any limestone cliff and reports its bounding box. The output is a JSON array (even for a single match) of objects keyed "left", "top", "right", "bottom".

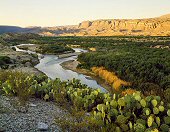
[
  {"left": 77, "top": 17, "right": 170, "bottom": 36},
  {"left": 1, "top": 14, "right": 170, "bottom": 36}
]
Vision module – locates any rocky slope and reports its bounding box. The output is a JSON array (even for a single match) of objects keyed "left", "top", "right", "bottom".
[
  {"left": 30, "top": 13, "right": 170, "bottom": 36},
  {"left": 0, "top": 14, "right": 170, "bottom": 36},
  {"left": 0, "top": 43, "right": 40, "bottom": 74},
  {"left": 77, "top": 17, "right": 170, "bottom": 36},
  {"left": 0, "top": 95, "right": 69, "bottom": 131}
]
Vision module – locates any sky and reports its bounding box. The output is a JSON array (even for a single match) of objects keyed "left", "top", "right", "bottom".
[{"left": 0, "top": 0, "right": 170, "bottom": 27}]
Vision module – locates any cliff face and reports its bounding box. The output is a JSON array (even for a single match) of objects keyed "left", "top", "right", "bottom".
[
  {"left": 0, "top": 14, "right": 170, "bottom": 36},
  {"left": 77, "top": 18, "right": 170, "bottom": 36}
]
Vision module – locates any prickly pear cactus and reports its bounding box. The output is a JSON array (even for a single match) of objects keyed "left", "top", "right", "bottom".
[
  {"left": 147, "top": 116, "right": 154, "bottom": 127},
  {"left": 151, "top": 99, "right": 158, "bottom": 107},
  {"left": 115, "top": 127, "right": 121, "bottom": 132},
  {"left": 151, "top": 128, "right": 159, "bottom": 132},
  {"left": 128, "top": 121, "right": 133, "bottom": 130},
  {"left": 160, "top": 124, "right": 169, "bottom": 132},
  {"left": 118, "top": 98, "right": 125, "bottom": 106},
  {"left": 140, "top": 99, "right": 147, "bottom": 107},
  {"left": 167, "top": 109, "right": 170, "bottom": 116},
  {"left": 155, "top": 117, "right": 160, "bottom": 127},
  {"left": 158, "top": 105, "right": 165, "bottom": 112},
  {"left": 153, "top": 107, "right": 159, "bottom": 115},
  {"left": 143, "top": 108, "right": 151, "bottom": 116},
  {"left": 120, "top": 124, "right": 129, "bottom": 131},
  {"left": 134, "top": 123, "right": 146, "bottom": 132},
  {"left": 136, "top": 119, "right": 146, "bottom": 126},
  {"left": 164, "top": 116, "right": 170, "bottom": 125},
  {"left": 134, "top": 92, "right": 141, "bottom": 101},
  {"left": 44, "top": 94, "right": 49, "bottom": 101},
  {"left": 110, "top": 100, "right": 118, "bottom": 108},
  {"left": 97, "top": 104, "right": 107, "bottom": 113},
  {"left": 116, "top": 115, "right": 128, "bottom": 124}
]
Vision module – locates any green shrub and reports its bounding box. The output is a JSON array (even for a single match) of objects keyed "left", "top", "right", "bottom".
[
  {"left": 0, "top": 56, "right": 11, "bottom": 69},
  {"left": 0, "top": 71, "right": 37, "bottom": 105},
  {"left": 0, "top": 71, "right": 169, "bottom": 131}
]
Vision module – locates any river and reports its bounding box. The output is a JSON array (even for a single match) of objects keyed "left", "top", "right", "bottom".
[{"left": 14, "top": 44, "right": 107, "bottom": 92}]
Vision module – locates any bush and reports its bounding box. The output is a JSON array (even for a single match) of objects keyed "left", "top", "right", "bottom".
[
  {"left": 37, "top": 44, "right": 75, "bottom": 54},
  {"left": 0, "top": 71, "right": 37, "bottom": 105},
  {"left": 0, "top": 56, "right": 11, "bottom": 67},
  {"left": 0, "top": 71, "right": 169, "bottom": 131}
]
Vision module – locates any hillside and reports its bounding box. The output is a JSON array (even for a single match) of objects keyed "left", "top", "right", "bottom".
[
  {"left": 0, "top": 26, "right": 24, "bottom": 34},
  {"left": 0, "top": 14, "right": 170, "bottom": 36},
  {"left": 77, "top": 18, "right": 170, "bottom": 36},
  {"left": 159, "top": 14, "right": 170, "bottom": 18},
  {"left": 0, "top": 26, "right": 41, "bottom": 34}
]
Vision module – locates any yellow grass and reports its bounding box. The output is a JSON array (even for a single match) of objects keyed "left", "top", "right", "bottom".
[{"left": 91, "top": 67, "right": 131, "bottom": 92}]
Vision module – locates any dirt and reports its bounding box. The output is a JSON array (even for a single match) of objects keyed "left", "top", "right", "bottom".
[
  {"left": 0, "top": 95, "right": 72, "bottom": 131},
  {"left": 0, "top": 44, "right": 41, "bottom": 75}
]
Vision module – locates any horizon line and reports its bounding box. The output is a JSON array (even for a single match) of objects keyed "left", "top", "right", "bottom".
[{"left": 0, "top": 13, "right": 169, "bottom": 28}]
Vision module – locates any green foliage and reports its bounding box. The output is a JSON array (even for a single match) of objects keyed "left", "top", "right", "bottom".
[
  {"left": 143, "top": 108, "right": 151, "bottom": 116},
  {"left": 0, "top": 56, "right": 11, "bottom": 69},
  {"left": 110, "top": 100, "right": 118, "bottom": 108},
  {"left": 118, "top": 98, "right": 125, "bottom": 106},
  {"left": 0, "top": 71, "right": 37, "bottom": 105},
  {"left": 158, "top": 105, "right": 165, "bottom": 112},
  {"left": 160, "top": 124, "right": 169, "bottom": 132},
  {"left": 76, "top": 36, "right": 170, "bottom": 99},
  {"left": 0, "top": 71, "right": 170, "bottom": 131},
  {"left": 90, "top": 90, "right": 170, "bottom": 131},
  {"left": 164, "top": 88, "right": 170, "bottom": 102},
  {"left": 153, "top": 107, "right": 159, "bottom": 114},
  {"left": 134, "top": 123, "right": 146, "bottom": 132},
  {"left": 0, "top": 33, "right": 40, "bottom": 46},
  {"left": 155, "top": 117, "right": 160, "bottom": 127},
  {"left": 164, "top": 116, "right": 170, "bottom": 125},
  {"left": 167, "top": 109, "right": 170, "bottom": 116},
  {"left": 36, "top": 44, "right": 74, "bottom": 54},
  {"left": 1, "top": 34, "right": 170, "bottom": 99},
  {"left": 147, "top": 116, "right": 154, "bottom": 127},
  {"left": 151, "top": 100, "right": 158, "bottom": 107},
  {"left": 140, "top": 99, "right": 147, "bottom": 107}
]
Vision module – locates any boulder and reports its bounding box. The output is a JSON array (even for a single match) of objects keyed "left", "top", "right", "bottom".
[{"left": 37, "top": 122, "right": 48, "bottom": 131}]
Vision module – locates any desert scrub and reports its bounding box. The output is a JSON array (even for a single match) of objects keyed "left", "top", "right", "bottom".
[
  {"left": 0, "top": 56, "right": 11, "bottom": 65},
  {"left": 30, "top": 53, "right": 38, "bottom": 59},
  {"left": 38, "top": 78, "right": 170, "bottom": 131},
  {"left": 0, "top": 71, "right": 36, "bottom": 105},
  {"left": 37, "top": 44, "right": 75, "bottom": 54},
  {"left": 55, "top": 107, "right": 97, "bottom": 132},
  {"left": 0, "top": 71, "right": 169, "bottom": 131},
  {"left": 0, "top": 56, "right": 12, "bottom": 69}
]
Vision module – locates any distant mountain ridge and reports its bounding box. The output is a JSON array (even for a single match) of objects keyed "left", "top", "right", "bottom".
[
  {"left": 0, "top": 14, "right": 170, "bottom": 36},
  {"left": 0, "top": 26, "right": 41, "bottom": 34},
  {"left": 0, "top": 26, "right": 24, "bottom": 34}
]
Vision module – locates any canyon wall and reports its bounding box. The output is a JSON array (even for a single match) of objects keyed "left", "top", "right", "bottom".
[
  {"left": 76, "top": 18, "right": 170, "bottom": 36},
  {"left": 1, "top": 14, "right": 170, "bottom": 36}
]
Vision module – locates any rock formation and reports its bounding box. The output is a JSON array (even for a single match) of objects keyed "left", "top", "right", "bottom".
[
  {"left": 0, "top": 14, "right": 170, "bottom": 36},
  {"left": 76, "top": 16, "right": 170, "bottom": 36}
]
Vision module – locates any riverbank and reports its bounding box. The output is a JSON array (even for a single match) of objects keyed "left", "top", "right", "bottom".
[
  {"left": 11, "top": 44, "right": 108, "bottom": 91},
  {"left": 17, "top": 44, "right": 82, "bottom": 59},
  {"left": 60, "top": 60, "right": 112, "bottom": 92},
  {"left": 0, "top": 44, "right": 42, "bottom": 75}
]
